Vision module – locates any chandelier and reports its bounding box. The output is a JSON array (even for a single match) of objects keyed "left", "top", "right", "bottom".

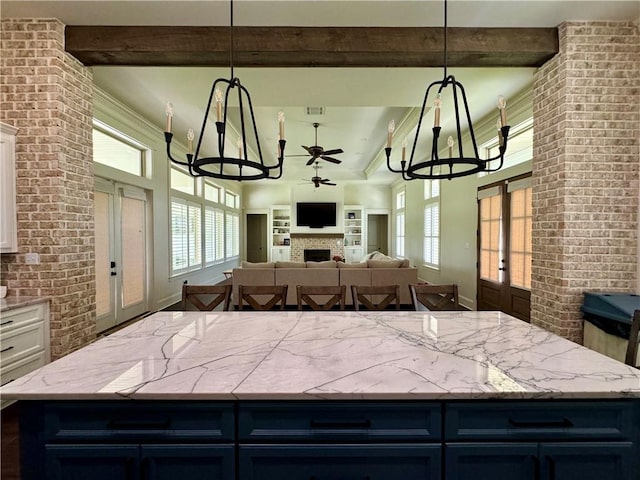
[
  {"left": 163, "top": 0, "right": 285, "bottom": 181},
  {"left": 386, "top": 0, "right": 510, "bottom": 180}
]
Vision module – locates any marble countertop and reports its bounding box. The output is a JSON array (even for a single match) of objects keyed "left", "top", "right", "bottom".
[
  {"left": 2, "top": 310, "right": 640, "bottom": 401},
  {"left": 0, "top": 295, "right": 50, "bottom": 313}
]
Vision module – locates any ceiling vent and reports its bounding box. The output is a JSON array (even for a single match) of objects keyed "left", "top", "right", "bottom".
[{"left": 305, "top": 106, "right": 325, "bottom": 116}]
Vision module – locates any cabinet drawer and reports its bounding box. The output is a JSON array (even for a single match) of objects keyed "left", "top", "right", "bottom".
[
  {"left": 0, "top": 304, "right": 45, "bottom": 334},
  {"left": 239, "top": 444, "right": 441, "bottom": 480},
  {"left": 445, "top": 401, "right": 636, "bottom": 441},
  {"left": 39, "top": 401, "right": 235, "bottom": 442},
  {"left": 0, "top": 350, "right": 46, "bottom": 387},
  {"left": 239, "top": 402, "right": 441, "bottom": 442},
  {"left": 0, "top": 321, "right": 45, "bottom": 365}
]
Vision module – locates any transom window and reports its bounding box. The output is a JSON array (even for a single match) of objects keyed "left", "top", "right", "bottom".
[{"left": 93, "top": 122, "right": 147, "bottom": 176}]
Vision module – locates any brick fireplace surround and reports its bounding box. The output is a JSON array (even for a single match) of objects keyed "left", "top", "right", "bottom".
[
  {"left": 0, "top": 19, "right": 638, "bottom": 357},
  {"left": 290, "top": 234, "right": 344, "bottom": 262}
]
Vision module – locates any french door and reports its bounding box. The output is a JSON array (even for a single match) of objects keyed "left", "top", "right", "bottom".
[
  {"left": 95, "top": 179, "right": 149, "bottom": 333},
  {"left": 477, "top": 175, "right": 532, "bottom": 322}
]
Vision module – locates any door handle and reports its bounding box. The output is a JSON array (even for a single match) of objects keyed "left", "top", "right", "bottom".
[
  {"left": 498, "top": 267, "right": 506, "bottom": 271},
  {"left": 111, "top": 271, "right": 117, "bottom": 276}
]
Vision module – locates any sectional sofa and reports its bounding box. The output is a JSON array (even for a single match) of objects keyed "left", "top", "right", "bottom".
[{"left": 231, "top": 259, "right": 418, "bottom": 307}]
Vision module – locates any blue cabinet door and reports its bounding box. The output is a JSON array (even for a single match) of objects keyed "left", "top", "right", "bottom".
[
  {"left": 45, "top": 444, "right": 139, "bottom": 480},
  {"left": 540, "top": 442, "right": 634, "bottom": 480},
  {"left": 141, "top": 445, "right": 235, "bottom": 480},
  {"left": 240, "top": 444, "right": 441, "bottom": 480},
  {"left": 445, "top": 443, "right": 538, "bottom": 480}
]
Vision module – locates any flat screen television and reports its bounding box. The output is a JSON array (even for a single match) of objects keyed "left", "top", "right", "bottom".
[{"left": 296, "top": 202, "right": 337, "bottom": 228}]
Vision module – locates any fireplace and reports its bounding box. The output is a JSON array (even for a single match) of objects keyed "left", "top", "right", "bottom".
[{"left": 304, "top": 249, "right": 331, "bottom": 262}]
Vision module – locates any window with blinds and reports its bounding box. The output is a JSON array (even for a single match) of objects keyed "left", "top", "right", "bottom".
[
  {"left": 395, "top": 190, "right": 405, "bottom": 257},
  {"left": 170, "top": 166, "right": 240, "bottom": 277},
  {"left": 423, "top": 180, "right": 440, "bottom": 267},
  {"left": 204, "top": 207, "right": 225, "bottom": 264},
  {"left": 171, "top": 199, "right": 202, "bottom": 274},
  {"left": 225, "top": 212, "right": 239, "bottom": 258},
  {"left": 509, "top": 184, "right": 532, "bottom": 289}
]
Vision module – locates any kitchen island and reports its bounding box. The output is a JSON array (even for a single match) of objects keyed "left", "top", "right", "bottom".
[{"left": 2, "top": 310, "right": 640, "bottom": 479}]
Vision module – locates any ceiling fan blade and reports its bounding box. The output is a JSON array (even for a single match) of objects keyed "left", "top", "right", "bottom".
[
  {"left": 324, "top": 182, "right": 337, "bottom": 186},
  {"left": 286, "top": 154, "right": 312, "bottom": 157},
  {"left": 322, "top": 148, "right": 343, "bottom": 156},
  {"left": 306, "top": 157, "right": 316, "bottom": 166},
  {"left": 320, "top": 156, "right": 342, "bottom": 164}
]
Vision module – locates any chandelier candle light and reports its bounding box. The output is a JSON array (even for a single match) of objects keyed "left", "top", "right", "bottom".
[
  {"left": 386, "top": 0, "right": 510, "bottom": 180},
  {"left": 164, "top": 0, "right": 286, "bottom": 181}
]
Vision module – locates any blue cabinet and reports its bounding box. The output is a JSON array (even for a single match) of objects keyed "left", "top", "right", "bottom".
[
  {"left": 45, "top": 444, "right": 234, "bottom": 480},
  {"left": 19, "top": 399, "right": 640, "bottom": 480},
  {"left": 239, "top": 445, "right": 441, "bottom": 480},
  {"left": 22, "top": 401, "right": 236, "bottom": 480},
  {"left": 444, "top": 401, "right": 639, "bottom": 480},
  {"left": 446, "top": 442, "right": 634, "bottom": 480}
]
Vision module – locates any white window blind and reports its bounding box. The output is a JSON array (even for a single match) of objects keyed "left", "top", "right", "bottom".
[
  {"left": 424, "top": 204, "right": 440, "bottom": 266},
  {"left": 204, "top": 207, "right": 225, "bottom": 264},
  {"left": 171, "top": 198, "right": 202, "bottom": 275},
  {"left": 225, "top": 212, "right": 239, "bottom": 258}
]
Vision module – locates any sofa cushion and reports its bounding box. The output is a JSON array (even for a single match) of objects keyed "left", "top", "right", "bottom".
[
  {"left": 276, "top": 261, "right": 306, "bottom": 268},
  {"left": 241, "top": 261, "right": 276, "bottom": 268},
  {"left": 338, "top": 262, "right": 368, "bottom": 268},
  {"left": 306, "top": 260, "right": 338, "bottom": 268},
  {"left": 367, "top": 259, "right": 404, "bottom": 268}
]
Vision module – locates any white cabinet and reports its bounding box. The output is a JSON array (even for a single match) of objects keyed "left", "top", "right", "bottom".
[
  {"left": 0, "top": 301, "right": 50, "bottom": 407},
  {"left": 271, "top": 206, "right": 290, "bottom": 262},
  {"left": 0, "top": 123, "right": 18, "bottom": 253},
  {"left": 271, "top": 247, "right": 291, "bottom": 262},
  {"left": 343, "top": 206, "right": 365, "bottom": 262}
]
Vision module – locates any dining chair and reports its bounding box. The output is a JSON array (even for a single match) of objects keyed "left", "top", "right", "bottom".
[
  {"left": 297, "top": 285, "right": 346, "bottom": 311},
  {"left": 409, "top": 283, "right": 459, "bottom": 311},
  {"left": 351, "top": 285, "right": 400, "bottom": 311},
  {"left": 238, "top": 285, "right": 288, "bottom": 311},
  {"left": 624, "top": 309, "right": 640, "bottom": 368},
  {"left": 181, "top": 283, "right": 232, "bottom": 311}
]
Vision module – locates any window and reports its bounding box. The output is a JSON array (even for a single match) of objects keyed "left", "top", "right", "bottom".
[
  {"left": 509, "top": 180, "right": 532, "bottom": 289},
  {"left": 171, "top": 198, "right": 202, "bottom": 274},
  {"left": 204, "top": 182, "right": 221, "bottom": 203},
  {"left": 423, "top": 180, "right": 440, "bottom": 267},
  {"left": 171, "top": 168, "right": 195, "bottom": 195},
  {"left": 395, "top": 191, "right": 405, "bottom": 257},
  {"left": 93, "top": 124, "right": 146, "bottom": 176},
  {"left": 225, "top": 191, "right": 238, "bottom": 209},
  {"left": 204, "top": 206, "right": 224, "bottom": 264},
  {"left": 481, "top": 118, "right": 533, "bottom": 175},
  {"left": 170, "top": 167, "right": 240, "bottom": 276},
  {"left": 225, "top": 212, "right": 239, "bottom": 258}
]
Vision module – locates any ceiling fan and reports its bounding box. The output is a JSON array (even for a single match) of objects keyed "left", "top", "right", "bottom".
[
  {"left": 302, "top": 162, "right": 336, "bottom": 188},
  {"left": 290, "top": 122, "right": 344, "bottom": 166}
]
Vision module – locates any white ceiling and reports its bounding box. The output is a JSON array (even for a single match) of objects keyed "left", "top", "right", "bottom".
[{"left": 3, "top": 1, "right": 639, "bottom": 185}]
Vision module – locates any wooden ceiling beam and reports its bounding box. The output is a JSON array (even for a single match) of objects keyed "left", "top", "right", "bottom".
[{"left": 65, "top": 26, "right": 558, "bottom": 67}]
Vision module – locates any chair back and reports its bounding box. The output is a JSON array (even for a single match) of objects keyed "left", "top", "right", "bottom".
[
  {"left": 410, "top": 283, "right": 459, "bottom": 311},
  {"left": 625, "top": 309, "right": 640, "bottom": 367},
  {"left": 351, "top": 285, "right": 400, "bottom": 311},
  {"left": 297, "top": 285, "right": 346, "bottom": 311},
  {"left": 238, "top": 285, "right": 288, "bottom": 311},
  {"left": 181, "top": 284, "right": 232, "bottom": 311}
]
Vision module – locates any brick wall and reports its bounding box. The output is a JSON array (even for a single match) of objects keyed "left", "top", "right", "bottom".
[
  {"left": 531, "top": 22, "right": 639, "bottom": 342},
  {"left": 290, "top": 235, "right": 345, "bottom": 262},
  {"left": 0, "top": 18, "right": 96, "bottom": 359}
]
